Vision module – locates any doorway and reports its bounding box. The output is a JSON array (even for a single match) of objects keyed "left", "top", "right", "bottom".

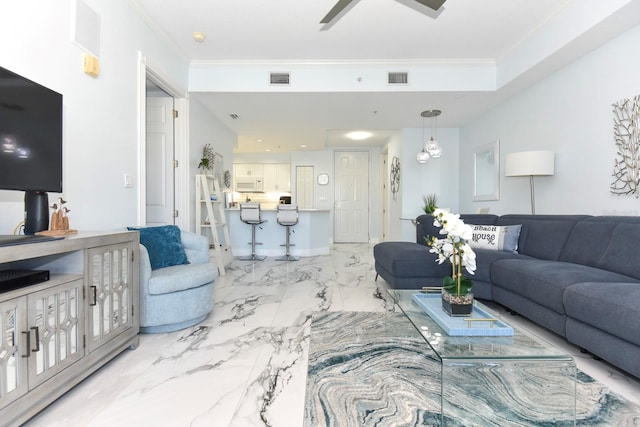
[
  {"left": 137, "top": 54, "right": 188, "bottom": 230},
  {"left": 334, "top": 151, "right": 369, "bottom": 243},
  {"left": 145, "top": 81, "right": 175, "bottom": 226}
]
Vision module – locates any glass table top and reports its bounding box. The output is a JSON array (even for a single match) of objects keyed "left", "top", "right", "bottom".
[{"left": 388, "top": 289, "right": 573, "bottom": 362}]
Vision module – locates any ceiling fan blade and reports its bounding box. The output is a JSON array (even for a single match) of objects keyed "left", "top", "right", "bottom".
[
  {"left": 320, "top": 0, "right": 355, "bottom": 24},
  {"left": 413, "top": 0, "right": 446, "bottom": 11}
]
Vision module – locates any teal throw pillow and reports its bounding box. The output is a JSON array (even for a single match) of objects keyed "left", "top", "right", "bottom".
[{"left": 127, "top": 225, "right": 190, "bottom": 270}]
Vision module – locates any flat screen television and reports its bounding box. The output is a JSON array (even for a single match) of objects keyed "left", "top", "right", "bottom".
[{"left": 0, "top": 66, "right": 63, "bottom": 234}]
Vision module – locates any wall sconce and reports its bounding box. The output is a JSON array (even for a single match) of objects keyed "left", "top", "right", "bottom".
[
  {"left": 416, "top": 109, "right": 443, "bottom": 163},
  {"left": 505, "top": 150, "right": 555, "bottom": 214}
]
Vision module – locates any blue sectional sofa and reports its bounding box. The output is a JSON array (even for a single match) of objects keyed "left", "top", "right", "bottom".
[{"left": 374, "top": 214, "right": 640, "bottom": 379}]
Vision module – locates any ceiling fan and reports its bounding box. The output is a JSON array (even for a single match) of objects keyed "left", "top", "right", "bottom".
[{"left": 320, "top": 0, "right": 447, "bottom": 24}]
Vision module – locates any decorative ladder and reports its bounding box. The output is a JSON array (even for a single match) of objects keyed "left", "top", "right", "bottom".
[{"left": 196, "top": 174, "right": 233, "bottom": 275}]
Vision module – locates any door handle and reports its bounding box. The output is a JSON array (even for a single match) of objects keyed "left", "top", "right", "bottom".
[
  {"left": 22, "top": 331, "right": 30, "bottom": 358},
  {"left": 90, "top": 285, "right": 97, "bottom": 306},
  {"left": 31, "top": 327, "right": 40, "bottom": 352}
]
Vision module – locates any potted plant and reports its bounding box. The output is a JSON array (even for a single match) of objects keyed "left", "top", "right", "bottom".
[
  {"left": 426, "top": 208, "right": 477, "bottom": 316},
  {"left": 198, "top": 143, "right": 215, "bottom": 174},
  {"left": 422, "top": 194, "right": 438, "bottom": 215}
]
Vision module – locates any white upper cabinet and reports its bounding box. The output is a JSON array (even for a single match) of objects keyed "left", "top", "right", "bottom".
[
  {"left": 234, "top": 163, "right": 264, "bottom": 178},
  {"left": 235, "top": 163, "right": 290, "bottom": 192},
  {"left": 263, "top": 164, "right": 291, "bottom": 192}
]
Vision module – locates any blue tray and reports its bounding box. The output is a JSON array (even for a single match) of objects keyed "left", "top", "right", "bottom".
[{"left": 412, "top": 293, "right": 514, "bottom": 336}]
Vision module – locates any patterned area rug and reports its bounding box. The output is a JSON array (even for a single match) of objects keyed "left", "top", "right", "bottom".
[{"left": 304, "top": 312, "right": 640, "bottom": 427}]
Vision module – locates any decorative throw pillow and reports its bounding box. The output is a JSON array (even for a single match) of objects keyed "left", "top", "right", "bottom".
[
  {"left": 468, "top": 224, "right": 522, "bottom": 253},
  {"left": 127, "top": 225, "right": 190, "bottom": 270}
]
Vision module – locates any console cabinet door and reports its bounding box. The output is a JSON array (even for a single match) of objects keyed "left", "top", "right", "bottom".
[
  {"left": 0, "top": 298, "right": 28, "bottom": 410},
  {"left": 26, "top": 279, "right": 84, "bottom": 389},
  {"left": 86, "top": 243, "right": 134, "bottom": 353}
]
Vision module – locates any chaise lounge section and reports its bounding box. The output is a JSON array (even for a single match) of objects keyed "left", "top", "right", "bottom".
[{"left": 374, "top": 214, "right": 640, "bottom": 379}]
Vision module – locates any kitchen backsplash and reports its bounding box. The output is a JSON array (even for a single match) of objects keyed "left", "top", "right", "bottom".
[{"left": 228, "top": 191, "right": 291, "bottom": 210}]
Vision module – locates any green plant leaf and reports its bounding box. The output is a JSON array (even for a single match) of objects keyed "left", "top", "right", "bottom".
[
  {"left": 442, "top": 275, "right": 473, "bottom": 296},
  {"left": 442, "top": 276, "right": 456, "bottom": 293}
]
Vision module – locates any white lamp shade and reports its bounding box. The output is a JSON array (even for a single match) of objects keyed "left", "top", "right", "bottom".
[{"left": 505, "top": 150, "right": 555, "bottom": 177}]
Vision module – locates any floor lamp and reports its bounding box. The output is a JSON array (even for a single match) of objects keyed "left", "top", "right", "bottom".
[{"left": 505, "top": 150, "right": 555, "bottom": 214}]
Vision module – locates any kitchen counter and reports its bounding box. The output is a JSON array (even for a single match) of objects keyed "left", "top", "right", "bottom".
[
  {"left": 226, "top": 208, "right": 330, "bottom": 212},
  {"left": 226, "top": 208, "right": 330, "bottom": 257}
]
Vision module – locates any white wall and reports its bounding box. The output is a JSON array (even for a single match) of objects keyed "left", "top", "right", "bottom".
[
  {"left": 459, "top": 23, "right": 640, "bottom": 216},
  {"left": 188, "top": 97, "right": 237, "bottom": 231},
  {"left": 0, "top": 0, "right": 190, "bottom": 233},
  {"left": 398, "top": 127, "right": 460, "bottom": 241},
  {"left": 385, "top": 133, "right": 404, "bottom": 241}
]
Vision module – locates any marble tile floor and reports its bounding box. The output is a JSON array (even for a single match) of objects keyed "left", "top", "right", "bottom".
[{"left": 25, "top": 244, "right": 640, "bottom": 427}]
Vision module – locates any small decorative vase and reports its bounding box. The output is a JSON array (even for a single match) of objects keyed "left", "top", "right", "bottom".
[{"left": 441, "top": 290, "right": 474, "bottom": 317}]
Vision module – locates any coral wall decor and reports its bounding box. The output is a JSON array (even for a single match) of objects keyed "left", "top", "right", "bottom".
[{"left": 611, "top": 95, "right": 640, "bottom": 198}]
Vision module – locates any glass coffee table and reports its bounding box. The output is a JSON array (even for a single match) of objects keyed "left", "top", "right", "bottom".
[{"left": 388, "top": 289, "right": 576, "bottom": 425}]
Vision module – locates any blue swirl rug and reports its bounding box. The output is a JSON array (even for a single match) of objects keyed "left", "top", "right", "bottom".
[{"left": 304, "top": 312, "right": 640, "bottom": 426}]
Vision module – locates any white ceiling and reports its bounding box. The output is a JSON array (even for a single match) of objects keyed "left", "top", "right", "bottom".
[{"left": 131, "top": 0, "right": 637, "bottom": 153}]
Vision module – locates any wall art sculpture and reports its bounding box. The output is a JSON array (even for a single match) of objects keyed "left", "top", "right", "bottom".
[{"left": 611, "top": 95, "right": 640, "bottom": 198}]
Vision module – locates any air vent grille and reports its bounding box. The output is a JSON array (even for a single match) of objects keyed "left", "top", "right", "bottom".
[
  {"left": 270, "top": 72, "right": 290, "bottom": 85},
  {"left": 388, "top": 72, "right": 408, "bottom": 85}
]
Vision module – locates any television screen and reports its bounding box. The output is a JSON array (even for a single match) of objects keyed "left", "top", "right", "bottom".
[{"left": 0, "top": 66, "right": 63, "bottom": 193}]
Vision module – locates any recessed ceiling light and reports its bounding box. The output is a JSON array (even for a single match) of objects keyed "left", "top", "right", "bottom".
[
  {"left": 256, "top": 139, "right": 263, "bottom": 143},
  {"left": 346, "top": 131, "right": 373, "bottom": 140},
  {"left": 300, "top": 144, "right": 307, "bottom": 148},
  {"left": 192, "top": 32, "right": 206, "bottom": 42},
  {"left": 265, "top": 148, "right": 271, "bottom": 152}
]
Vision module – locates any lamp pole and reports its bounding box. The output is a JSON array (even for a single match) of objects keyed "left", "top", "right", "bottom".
[{"left": 529, "top": 175, "right": 536, "bottom": 215}]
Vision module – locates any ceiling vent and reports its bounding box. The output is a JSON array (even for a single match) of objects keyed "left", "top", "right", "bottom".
[
  {"left": 388, "top": 72, "right": 408, "bottom": 85},
  {"left": 270, "top": 72, "right": 290, "bottom": 85}
]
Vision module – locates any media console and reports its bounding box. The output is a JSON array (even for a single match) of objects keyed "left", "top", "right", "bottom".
[{"left": 0, "top": 230, "right": 140, "bottom": 426}]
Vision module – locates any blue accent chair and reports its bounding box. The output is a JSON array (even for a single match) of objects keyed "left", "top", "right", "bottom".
[{"left": 138, "top": 231, "right": 217, "bottom": 333}]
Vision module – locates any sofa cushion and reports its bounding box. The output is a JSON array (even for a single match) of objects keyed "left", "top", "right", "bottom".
[
  {"left": 491, "top": 258, "right": 637, "bottom": 314},
  {"left": 469, "top": 224, "right": 521, "bottom": 252},
  {"left": 561, "top": 216, "right": 640, "bottom": 280},
  {"left": 564, "top": 282, "right": 640, "bottom": 347},
  {"left": 147, "top": 262, "right": 217, "bottom": 295},
  {"left": 472, "top": 248, "right": 529, "bottom": 284},
  {"left": 128, "top": 225, "right": 189, "bottom": 270},
  {"left": 496, "top": 215, "right": 589, "bottom": 261}
]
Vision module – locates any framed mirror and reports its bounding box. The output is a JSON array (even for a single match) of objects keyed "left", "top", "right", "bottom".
[{"left": 473, "top": 140, "right": 500, "bottom": 201}]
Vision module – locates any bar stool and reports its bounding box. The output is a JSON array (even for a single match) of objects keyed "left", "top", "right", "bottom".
[
  {"left": 238, "top": 203, "right": 267, "bottom": 261},
  {"left": 276, "top": 204, "right": 299, "bottom": 261}
]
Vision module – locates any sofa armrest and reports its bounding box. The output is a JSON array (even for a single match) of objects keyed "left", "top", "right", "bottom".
[{"left": 181, "top": 231, "right": 210, "bottom": 264}]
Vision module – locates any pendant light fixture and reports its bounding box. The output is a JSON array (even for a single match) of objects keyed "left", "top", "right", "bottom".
[
  {"left": 417, "top": 109, "right": 443, "bottom": 163},
  {"left": 416, "top": 111, "right": 430, "bottom": 164}
]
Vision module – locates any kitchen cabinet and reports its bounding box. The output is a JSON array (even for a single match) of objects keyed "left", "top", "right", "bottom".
[
  {"left": 263, "top": 163, "right": 291, "bottom": 192},
  {"left": 233, "top": 163, "right": 264, "bottom": 178}
]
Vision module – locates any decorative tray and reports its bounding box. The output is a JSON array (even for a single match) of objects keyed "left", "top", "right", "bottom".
[{"left": 411, "top": 293, "right": 514, "bottom": 336}]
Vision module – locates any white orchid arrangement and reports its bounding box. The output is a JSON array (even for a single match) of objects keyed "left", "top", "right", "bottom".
[{"left": 426, "top": 208, "right": 477, "bottom": 296}]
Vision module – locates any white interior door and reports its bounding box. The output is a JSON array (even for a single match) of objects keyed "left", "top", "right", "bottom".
[
  {"left": 145, "top": 96, "right": 175, "bottom": 226},
  {"left": 334, "top": 151, "right": 369, "bottom": 243}
]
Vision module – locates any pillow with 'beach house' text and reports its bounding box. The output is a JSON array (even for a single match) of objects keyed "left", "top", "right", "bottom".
[{"left": 468, "top": 224, "right": 521, "bottom": 253}]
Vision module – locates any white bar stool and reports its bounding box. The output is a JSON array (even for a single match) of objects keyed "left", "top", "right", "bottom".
[
  {"left": 276, "top": 204, "right": 299, "bottom": 261},
  {"left": 238, "top": 203, "right": 267, "bottom": 261}
]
